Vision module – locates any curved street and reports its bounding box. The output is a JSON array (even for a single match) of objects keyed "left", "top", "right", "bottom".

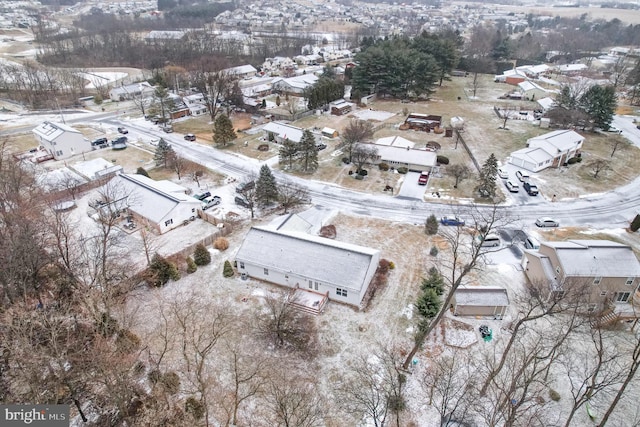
[{"left": 105, "top": 116, "right": 640, "bottom": 231}]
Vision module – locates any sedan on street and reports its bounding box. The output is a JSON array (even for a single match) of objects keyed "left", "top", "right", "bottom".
[{"left": 535, "top": 217, "right": 559, "bottom": 228}]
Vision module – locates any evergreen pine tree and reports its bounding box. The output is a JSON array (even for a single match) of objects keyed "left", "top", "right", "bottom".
[
  {"left": 415, "top": 288, "right": 441, "bottom": 319},
  {"left": 154, "top": 138, "right": 175, "bottom": 168},
  {"left": 279, "top": 138, "right": 298, "bottom": 170},
  {"left": 298, "top": 130, "right": 318, "bottom": 172},
  {"left": 149, "top": 254, "right": 180, "bottom": 287},
  {"left": 223, "top": 260, "right": 234, "bottom": 277},
  {"left": 193, "top": 244, "right": 211, "bottom": 266},
  {"left": 425, "top": 214, "right": 439, "bottom": 235},
  {"left": 421, "top": 269, "right": 444, "bottom": 295},
  {"left": 256, "top": 164, "right": 279, "bottom": 207},
  {"left": 212, "top": 114, "right": 237, "bottom": 146},
  {"left": 477, "top": 153, "right": 498, "bottom": 198}
]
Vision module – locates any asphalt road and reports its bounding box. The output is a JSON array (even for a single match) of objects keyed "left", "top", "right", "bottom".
[{"left": 103, "top": 116, "right": 640, "bottom": 233}]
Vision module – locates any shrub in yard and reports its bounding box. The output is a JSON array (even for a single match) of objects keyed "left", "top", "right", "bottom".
[
  {"left": 258, "top": 144, "right": 269, "bottom": 151},
  {"left": 397, "top": 167, "right": 408, "bottom": 174},
  {"left": 214, "top": 237, "right": 229, "bottom": 251},
  {"left": 549, "top": 389, "right": 561, "bottom": 401},
  {"left": 223, "top": 260, "right": 234, "bottom": 277},
  {"left": 93, "top": 94, "right": 103, "bottom": 105},
  {"left": 268, "top": 132, "right": 275, "bottom": 141},
  {"left": 136, "top": 167, "right": 150, "bottom": 178},
  {"left": 576, "top": 156, "right": 583, "bottom": 162},
  {"left": 149, "top": 254, "right": 180, "bottom": 287},
  {"left": 148, "top": 369, "right": 161, "bottom": 384},
  {"left": 631, "top": 214, "right": 640, "bottom": 232},
  {"left": 379, "top": 259, "right": 391, "bottom": 274},
  {"left": 348, "top": 170, "right": 353, "bottom": 175},
  {"left": 567, "top": 157, "right": 579, "bottom": 165},
  {"left": 161, "top": 372, "right": 180, "bottom": 395},
  {"left": 436, "top": 155, "right": 450, "bottom": 165},
  {"left": 425, "top": 214, "right": 439, "bottom": 235},
  {"left": 185, "top": 396, "right": 205, "bottom": 420},
  {"left": 430, "top": 246, "right": 439, "bottom": 257},
  {"left": 116, "top": 329, "right": 141, "bottom": 353},
  {"left": 358, "top": 169, "right": 368, "bottom": 176},
  {"left": 389, "top": 261, "right": 395, "bottom": 270},
  {"left": 378, "top": 162, "right": 389, "bottom": 171},
  {"left": 186, "top": 257, "right": 197, "bottom": 274},
  {"left": 342, "top": 157, "right": 350, "bottom": 164},
  {"left": 193, "top": 244, "right": 211, "bottom": 266}
]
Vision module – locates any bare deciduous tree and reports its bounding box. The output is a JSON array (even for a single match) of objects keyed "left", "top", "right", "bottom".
[
  {"left": 589, "top": 159, "right": 611, "bottom": 179},
  {"left": 448, "top": 164, "right": 470, "bottom": 188},
  {"left": 264, "top": 368, "right": 326, "bottom": 427},
  {"left": 277, "top": 179, "right": 311, "bottom": 214},
  {"left": 351, "top": 143, "right": 379, "bottom": 174},
  {"left": 255, "top": 292, "right": 317, "bottom": 355},
  {"left": 340, "top": 120, "right": 374, "bottom": 162}
]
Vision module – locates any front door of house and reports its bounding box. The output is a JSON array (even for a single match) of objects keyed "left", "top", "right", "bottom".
[{"left": 615, "top": 291, "right": 631, "bottom": 303}]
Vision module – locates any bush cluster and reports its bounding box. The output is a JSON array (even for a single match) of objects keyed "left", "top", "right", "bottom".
[
  {"left": 193, "top": 244, "right": 211, "bottom": 266},
  {"left": 397, "top": 167, "right": 408, "bottom": 174},
  {"left": 436, "top": 155, "right": 450, "bottom": 165},
  {"left": 378, "top": 162, "right": 390, "bottom": 171},
  {"left": 213, "top": 237, "right": 229, "bottom": 251}
]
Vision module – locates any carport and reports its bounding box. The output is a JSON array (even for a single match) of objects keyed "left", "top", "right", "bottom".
[{"left": 452, "top": 287, "right": 509, "bottom": 319}]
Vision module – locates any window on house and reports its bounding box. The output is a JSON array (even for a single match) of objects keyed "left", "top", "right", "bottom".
[
  {"left": 600, "top": 291, "right": 607, "bottom": 297},
  {"left": 314, "top": 281, "right": 319, "bottom": 291},
  {"left": 308, "top": 280, "right": 312, "bottom": 289},
  {"left": 285, "top": 275, "right": 289, "bottom": 279},
  {"left": 336, "top": 288, "right": 347, "bottom": 297},
  {"left": 164, "top": 219, "right": 173, "bottom": 226},
  {"left": 192, "top": 208, "right": 195, "bottom": 213},
  {"left": 263, "top": 268, "right": 269, "bottom": 276},
  {"left": 239, "top": 262, "right": 244, "bottom": 269},
  {"left": 625, "top": 277, "right": 634, "bottom": 286},
  {"left": 593, "top": 276, "right": 602, "bottom": 285}
]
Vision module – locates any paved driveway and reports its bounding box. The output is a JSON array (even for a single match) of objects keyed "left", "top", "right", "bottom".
[{"left": 397, "top": 171, "right": 428, "bottom": 199}]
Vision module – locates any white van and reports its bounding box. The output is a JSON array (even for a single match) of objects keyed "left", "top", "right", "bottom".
[{"left": 480, "top": 233, "right": 501, "bottom": 247}]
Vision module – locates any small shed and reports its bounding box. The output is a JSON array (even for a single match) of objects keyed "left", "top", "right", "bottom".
[
  {"left": 404, "top": 113, "right": 442, "bottom": 131},
  {"left": 321, "top": 127, "right": 339, "bottom": 138},
  {"left": 452, "top": 286, "right": 509, "bottom": 319},
  {"left": 330, "top": 100, "right": 353, "bottom": 116}
]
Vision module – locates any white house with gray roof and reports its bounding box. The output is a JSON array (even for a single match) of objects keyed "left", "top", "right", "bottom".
[
  {"left": 235, "top": 226, "right": 380, "bottom": 307},
  {"left": 522, "top": 240, "right": 640, "bottom": 311},
  {"left": 509, "top": 129, "right": 584, "bottom": 172},
  {"left": 362, "top": 142, "right": 438, "bottom": 172},
  {"left": 111, "top": 174, "right": 201, "bottom": 234},
  {"left": 262, "top": 121, "right": 307, "bottom": 144},
  {"left": 33, "top": 121, "right": 90, "bottom": 160}
]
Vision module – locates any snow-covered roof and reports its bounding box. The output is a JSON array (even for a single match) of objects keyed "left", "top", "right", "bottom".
[
  {"left": 510, "top": 147, "right": 553, "bottom": 164},
  {"left": 371, "top": 144, "right": 437, "bottom": 168},
  {"left": 110, "top": 81, "right": 154, "bottom": 96},
  {"left": 33, "top": 121, "right": 81, "bottom": 141},
  {"left": 518, "top": 80, "right": 545, "bottom": 92},
  {"left": 262, "top": 121, "right": 305, "bottom": 143},
  {"left": 271, "top": 74, "right": 319, "bottom": 90},
  {"left": 543, "top": 240, "right": 640, "bottom": 278},
  {"left": 555, "top": 63, "right": 587, "bottom": 73},
  {"left": 375, "top": 135, "right": 415, "bottom": 148},
  {"left": 537, "top": 97, "right": 556, "bottom": 111},
  {"left": 36, "top": 166, "right": 88, "bottom": 193},
  {"left": 225, "top": 64, "right": 257, "bottom": 75},
  {"left": 527, "top": 130, "right": 584, "bottom": 153},
  {"left": 235, "top": 226, "right": 379, "bottom": 292},
  {"left": 454, "top": 287, "right": 509, "bottom": 307},
  {"left": 268, "top": 213, "right": 313, "bottom": 233},
  {"left": 113, "top": 174, "right": 200, "bottom": 224},
  {"left": 71, "top": 158, "right": 123, "bottom": 180}
]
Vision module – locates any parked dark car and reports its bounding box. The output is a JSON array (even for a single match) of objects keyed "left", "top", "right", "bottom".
[
  {"left": 235, "top": 195, "right": 251, "bottom": 207},
  {"left": 236, "top": 181, "right": 255, "bottom": 193},
  {"left": 111, "top": 136, "right": 128, "bottom": 150},
  {"left": 523, "top": 182, "right": 539, "bottom": 196},
  {"left": 193, "top": 191, "right": 211, "bottom": 201},
  {"left": 91, "top": 137, "right": 108, "bottom": 147},
  {"left": 184, "top": 133, "right": 196, "bottom": 141},
  {"left": 117, "top": 127, "right": 128, "bottom": 134}
]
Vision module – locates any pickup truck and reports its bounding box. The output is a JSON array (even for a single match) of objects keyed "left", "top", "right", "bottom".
[
  {"left": 418, "top": 171, "right": 429, "bottom": 185},
  {"left": 523, "top": 182, "right": 539, "bottom": 196}
]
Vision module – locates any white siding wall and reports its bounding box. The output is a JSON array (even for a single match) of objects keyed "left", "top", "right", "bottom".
[
  {"left": 156, "top": 201, "right": 200, "bottom": 234},
  {"left": 38, "top": 132, "right": 90, "bottom": 160}
]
